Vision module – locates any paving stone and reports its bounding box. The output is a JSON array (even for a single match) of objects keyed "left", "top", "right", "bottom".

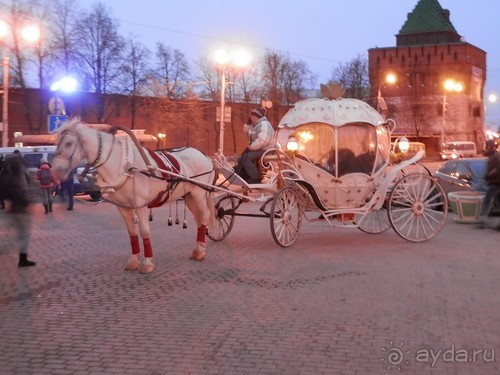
[{"left": 1, "top": 196, "right": 499, "bottom": 374}]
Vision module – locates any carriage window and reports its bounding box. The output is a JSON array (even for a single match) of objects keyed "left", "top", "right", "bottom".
[
  {"left": 291, "top": 122, "right": 388, "bottom": 177},
  {"left": 375, "top": 126, "right": 390, "bottom": 172},
  {"left": 292, "top": 123, "right": 336, "bottom": 167},
  {"left": 336, "top": 123, "right": 377, "bottom": 176}
]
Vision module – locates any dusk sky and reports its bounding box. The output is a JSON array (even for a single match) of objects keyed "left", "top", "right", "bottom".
[{"left": 77, "top": 0, "right": 500, "bottom": 125}]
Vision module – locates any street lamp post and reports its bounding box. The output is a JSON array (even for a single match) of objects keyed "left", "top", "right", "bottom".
[
  {"left": 0, "top": 21, "right": 41, "bottom": 147},
  {"left": 441, "top": 78, "right": 464, "bottom": 146},
  {"left": 214, "top": 49, "right": 250, "bottom": 153},
  {"left": 1, "top": 55, "right": 9, "bottom": 148},
  {"left": 376, "top": 72, "right": 397, "bottom": 113},
  {"left": 219, "top": 65, "right": 226, "bottom": 153}
]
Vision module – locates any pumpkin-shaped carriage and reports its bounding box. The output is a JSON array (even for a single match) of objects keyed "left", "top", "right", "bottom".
[{"left": 211, "top": 92, "right": 448, "bottom": 247}]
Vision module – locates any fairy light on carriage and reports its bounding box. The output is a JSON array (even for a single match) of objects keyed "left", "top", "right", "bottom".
[{"left": 211, "top": 85, "right": 448, "bottom": 246}]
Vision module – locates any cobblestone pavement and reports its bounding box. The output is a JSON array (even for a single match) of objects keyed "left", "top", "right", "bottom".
[{"left": 0, "top": 194, "right": 499, "bottom": 375}]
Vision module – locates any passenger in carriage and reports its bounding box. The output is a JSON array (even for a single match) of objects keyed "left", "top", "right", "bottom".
[
  {"left": 355, "top": 151, "right": 376, "bottom": 174},
  {"left": 337, "top": 148, "right": 356, "bottom": 176},
  {"left": 235, "top": 107, "right": 275, "bottom": 184}
]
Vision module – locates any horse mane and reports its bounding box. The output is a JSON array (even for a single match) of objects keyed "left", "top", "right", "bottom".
[
  {"left": 58, "top": 117, "right": 114, "bottom": 134},
  {"left": 58, "top": 116, "right": 83, "bottom": 133}
]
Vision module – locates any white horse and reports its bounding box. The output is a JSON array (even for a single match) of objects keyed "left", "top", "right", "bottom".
[{"left": 52, "top": 119, "right": 216, "bottom": 273}]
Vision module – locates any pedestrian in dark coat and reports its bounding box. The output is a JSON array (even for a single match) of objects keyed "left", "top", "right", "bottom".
[
  {"left": 2, "top": 150, "right": 35, "bottom": 267},
  {"left": 478, "top": 140, "right": 500, "bottom": 229}
]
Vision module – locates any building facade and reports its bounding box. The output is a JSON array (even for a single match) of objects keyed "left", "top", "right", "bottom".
[
  {"left": 368, "top": 0, "right": 486, "bottom": 155},
  {"left": 2, "top": 88, "right": 289, "bottom": 156}
]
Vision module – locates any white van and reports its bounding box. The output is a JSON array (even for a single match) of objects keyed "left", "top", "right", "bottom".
[
  {"left": 440, "top": 141, "right": 477, "bottom": 160},
  {"left": 0, "top": 145, "right": 57, "bottom": 173},
  {"left": 0, "top": 146, "right": 101, "bottom": 200}
]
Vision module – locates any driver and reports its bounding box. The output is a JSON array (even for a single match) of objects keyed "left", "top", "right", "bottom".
[{"left": 235, "top": 107, "right": 275, "bottom": 184}]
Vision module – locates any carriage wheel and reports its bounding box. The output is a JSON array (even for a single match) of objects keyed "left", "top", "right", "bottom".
[
  {"left": 388, "top": 173, "right": 448, "bottom": 242},
  {"left": 207, "top": 194, "right": 238, "bottom": 241},
  {"left": 270, "top": 187, "right": 303, "bottom": 247},
  {"left": 356, "top": 207, "right": 390, "bottom": 234}
]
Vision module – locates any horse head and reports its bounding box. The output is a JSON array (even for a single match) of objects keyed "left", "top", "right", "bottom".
[{"left": 52, "top": 117, "right": 90, "bottom": 181}]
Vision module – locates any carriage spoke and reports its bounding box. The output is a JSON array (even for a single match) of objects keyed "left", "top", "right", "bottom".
[
  {"left": 270, "top": 188, "right": 303, "bottom": 247},
  {"left": 356, "top": 207, "right": 391, "bottom": 234},
  {"left": 388, "top": 173, "right": 447, "bottom": 242},
  {"left": 208, "top": 194, "right": 237, "bottom": 241}
]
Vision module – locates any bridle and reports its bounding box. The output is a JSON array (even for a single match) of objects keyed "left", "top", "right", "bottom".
[{"left": 56, "top": 128, "right": 116, "bottom": 179}]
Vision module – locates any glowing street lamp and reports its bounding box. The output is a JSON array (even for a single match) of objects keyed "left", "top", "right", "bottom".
[
  {"left": 157, "top": 132, "right": 166, "bottom": 149},
  {"left": 214, "top": 48, "right": 250, "bottom": 153},
  {"left": 376, "top": 72, "right": 397, "bottom": 113},
  {"left": 0, "top": 20, "right": 41, "bottom": 147},
  {"left": 51, "top": 76, "right": 78, "bottom": 94},
  {"left": 441, "top": 78, "right": 464, "bottom": 145},
  {"left": 49, "top": 76, "right": 78, "bottom": 118}
]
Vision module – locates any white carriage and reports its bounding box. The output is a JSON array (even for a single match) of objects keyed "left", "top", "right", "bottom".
[{"left": 210, "top": 93, "right": 448, "bottom": 247}]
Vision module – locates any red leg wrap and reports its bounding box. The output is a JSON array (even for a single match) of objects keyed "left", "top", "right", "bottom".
[
  {"left": 130, "top": 235, "right": 140, "bottom": 255},
  {"left": 197, "top": 225, "right": 206, "bottom": 243},
  {"left": 143, "top": 238, "right": 153, "bottom": 258}
]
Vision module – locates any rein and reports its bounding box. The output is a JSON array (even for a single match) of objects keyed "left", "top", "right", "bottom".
[{"left": 79, "top": 132, "right": 116, "bottom": 179}]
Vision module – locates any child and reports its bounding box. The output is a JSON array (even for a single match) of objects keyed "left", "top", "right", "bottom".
[{"left": 35, "top": 159, "right": 59, "bottom": 214}]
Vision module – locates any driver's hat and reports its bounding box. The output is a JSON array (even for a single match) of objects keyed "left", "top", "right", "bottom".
[{"left": 250, "top": 107, "right": 266, "bottom": 118}]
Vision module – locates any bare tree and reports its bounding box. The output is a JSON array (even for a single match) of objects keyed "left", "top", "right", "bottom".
[
  {"left": 73, "top": 2, "right": 125, "bottom": 122},
  {"left": 194, "top": 56, "right": 219, "bottom": 102},
  {"left": 229, "top": 64, "right": 260, "bottom": 104},
  {"left": 329, "top": 55, "right": 369, "bottom": 99},
  {"left": 261, "top": 51, "right": 284, "bottom": 105},
  {"left": 149, "top": 43, "right": 190, "bottom": 99},
  {"left": 46, "top": 0, "right": 81, "bottom": 77},
  {"left": 261, "top": 51, "right": 315, "bottom": 106},
  {"left": 281, "top": 60, "right": 314, "bottom": 105},
  {"left": 119, "top": 37, "right": 151, "bottom": 128}
]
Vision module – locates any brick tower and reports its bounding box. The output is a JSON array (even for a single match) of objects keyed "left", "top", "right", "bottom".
[{"left": 368, "top": 0, "right": 486, "bottom": 154}]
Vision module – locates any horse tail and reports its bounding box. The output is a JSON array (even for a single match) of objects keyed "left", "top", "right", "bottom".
[{"left": 206, "top": 168, "right": 217, "bottom": 230}]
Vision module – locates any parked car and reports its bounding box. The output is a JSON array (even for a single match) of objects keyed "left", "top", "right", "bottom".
[{"left": 434, "top": 157, "right": 500, "bottom": 214}]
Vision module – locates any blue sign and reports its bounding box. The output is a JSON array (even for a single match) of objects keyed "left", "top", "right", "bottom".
[{"left": 48, "top": 115, "right": 69, "bottom": 133}]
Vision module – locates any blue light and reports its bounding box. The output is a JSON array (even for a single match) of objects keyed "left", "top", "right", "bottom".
[{"left": 51, "top": 76, "right": 78, "bottom": 93}]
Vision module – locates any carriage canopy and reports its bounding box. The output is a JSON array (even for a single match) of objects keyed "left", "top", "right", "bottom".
[{"left": 276, "top": 98, "right": 391, "bottom": 178}]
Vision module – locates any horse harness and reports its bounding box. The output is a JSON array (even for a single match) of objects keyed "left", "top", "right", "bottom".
[{"left": 57, "top": 128, "right": 215, "bottom": 209}]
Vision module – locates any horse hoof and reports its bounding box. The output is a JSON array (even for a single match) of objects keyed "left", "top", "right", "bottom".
[
  {"left": 139, "top": 258, "right": 154, "bottom": 273},
  {"left": 189, "top": 251, "right": 205, "bottom": 261},
  {"left": 125, "top": 255, "right": 140, "bottom": 271},
  {"left": 140, "top": 264, "right": 154, "bottom": 273}
]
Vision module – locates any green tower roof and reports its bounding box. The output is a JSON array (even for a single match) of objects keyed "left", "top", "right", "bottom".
[{"left": 398, "top": 0, "right": 458, "bottom": 35}]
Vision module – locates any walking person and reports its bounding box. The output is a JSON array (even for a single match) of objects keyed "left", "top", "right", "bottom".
[
  {"left": 234, "top": 107, "right": 275, "bottom": 184},
  {"left": 478, "top": 140, "right": 500, "bottom": 229},
  {"left": 35, "top": 159, "right": 59, "bottom": 214},
  {"left": 1, "top": 150, "right": 35, "bottom": 267},
  {"left": 59, "top": 167, "right": 76, "bottom": 211}
]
